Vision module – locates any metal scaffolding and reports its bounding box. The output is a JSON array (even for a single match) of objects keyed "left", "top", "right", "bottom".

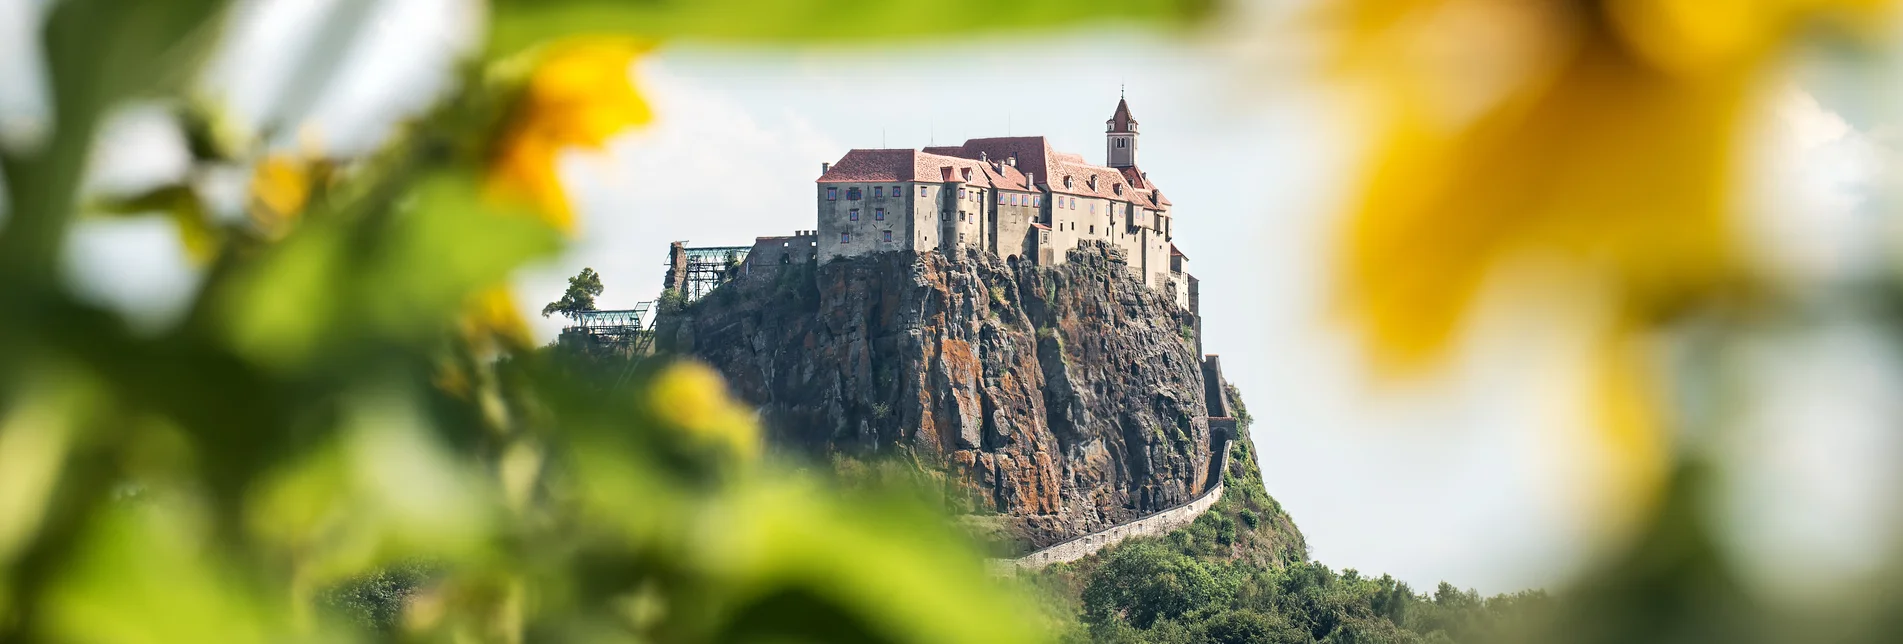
[
  {"left": 568, "top": 302, "right": 659, "bottom": 354},
  {"left": 673, "top": 245, "right": 752, "bottom": 302}
]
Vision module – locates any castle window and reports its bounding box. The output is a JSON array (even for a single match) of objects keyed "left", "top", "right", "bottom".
[
  {"left": 847, "top": 187, "right": 862, "bottom": 200},
  {"left": 1034, "top": 195, "right": 1041, "bottom": 207},
  {"left": 959, "top": 233, "right": 966, "bottom": 243},
  {"left": 1090, "top": 203, "right": 1097, "bottom": 214},
  {"left": 874, "top": 186, "right": 884, "bottom": 198},
  {"left": 892, "top": 185, "right": 901, "bottom": 195},
  {"left": 959, "top": 188, "right": 967, "bottom": 199},
  {"left": 841, "top": 231, "right": 851, "bottom": 243},
  {"left": 997, "top": 193, "right": 1005, "bottom": 205},
  {"left": 882, "top": 230, "right": 892, "bottom": 242},
  {"left": 1090, "top": 225, "right": 1095, "bottom": 235},
  {"left": 850, "top": 209, "right": 859, "bottom": 221},
  {"left": 827, "top": 187, "right": 837, "bottom": 200},
  {"left": 920, "top": 186, "right": 929, "bottom": 197},
  {"left": 1116, "top": 139, "right": 1127, "bottom": 148},
  {"left": 874, "top": 208, "right": 884, "bottom": 221}
]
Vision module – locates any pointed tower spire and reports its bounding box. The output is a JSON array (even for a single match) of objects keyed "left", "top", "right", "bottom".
[{"left": 1106, "top": 95, "right": 1139, "bottom": 167}]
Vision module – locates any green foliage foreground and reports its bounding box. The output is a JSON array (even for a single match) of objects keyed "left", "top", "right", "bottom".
[{"left": 0, "top": 1, "right": 1209, "bottom": 642}]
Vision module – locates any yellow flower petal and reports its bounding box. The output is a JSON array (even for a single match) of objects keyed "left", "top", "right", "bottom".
[
  {"left": 1332, "top": 0, "right": 1889, "bottom": 372},
  {"left": 487, "top": 38, "right": 655, "bottom": 232},
  {"left": 460, "top": 286, "right": 532, "bottom": 350},
  {"left": 647, "top": 361, "right": 760, "bottom": 462},
  {"left": 1324, "top": 0, "right": 1889, "bottom": 530},
  {"left": 250, "top": 154, "right": 312, "bottom": 227},
  {"left": 1589, "top": 320, "right": 1671, "bottom": 537}
]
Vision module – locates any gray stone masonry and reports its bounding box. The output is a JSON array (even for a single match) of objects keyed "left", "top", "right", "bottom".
[
  {"left": 993, "top": 435, "right": 1230, "bottom": 572},
  {"left": 991, "top": 353, "right": 1240, "bottom": 572}
]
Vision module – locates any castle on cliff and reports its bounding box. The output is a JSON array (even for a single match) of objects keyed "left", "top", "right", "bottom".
[{"left": 716, "top": 97, "right": 1192, "bottom": 308}]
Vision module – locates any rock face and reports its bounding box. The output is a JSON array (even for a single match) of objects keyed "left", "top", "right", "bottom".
[{"left": 657, "top": 245, "right": 1217, "bottom": 549}]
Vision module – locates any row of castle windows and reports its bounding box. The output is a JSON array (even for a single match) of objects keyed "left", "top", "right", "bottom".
[
  {"left": 826, "top": 185, "right": 919, "bottom": 201},
  {"left": 847, "top": 208, "right": 886, "bottom": 221},
  {"left": 825, "top": 185, "right": 1147, "bottom": 219},
  {"left": 839, "top": 230, "right": 894, "bottom": 243}
]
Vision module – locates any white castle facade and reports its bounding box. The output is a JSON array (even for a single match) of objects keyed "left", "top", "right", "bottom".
[{"left": 808, "top": 98, "right": 1191, "bottom": 307}]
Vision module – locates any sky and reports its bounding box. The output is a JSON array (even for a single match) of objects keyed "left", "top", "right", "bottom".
[{"left": 8, "top": 0, "right": 1903, "bottom": 599}]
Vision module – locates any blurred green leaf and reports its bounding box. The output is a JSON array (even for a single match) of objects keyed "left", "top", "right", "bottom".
[
  {"left": 487, "top": 0, "right": 1212, "bottom": 55},
  {"left": 218, "top": 169, "right": 560, "bottom": 370},
  {"left": 45, "top": 501, "right": 311, "bottom": 644}
]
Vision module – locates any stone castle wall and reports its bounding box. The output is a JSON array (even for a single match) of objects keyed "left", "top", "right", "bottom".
[
  {"left": 987, "top": 353, "right": 1239, "bottom": 572},
  {"left": 995, "top": 434, "right": 1231, "bottom": 572}
]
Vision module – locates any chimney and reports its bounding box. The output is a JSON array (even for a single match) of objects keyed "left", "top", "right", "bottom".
[
  {"left": 1007, "top": 155, "right": 1017, "bottom": 167},
  {"left": 980, "top": 151, "right": 988, "bottom": 162},
  {"left": 821, "top": 162, "right": 831, "bottom": 175}
]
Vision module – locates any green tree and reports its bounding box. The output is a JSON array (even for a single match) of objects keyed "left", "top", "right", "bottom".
[
  {"left": 543, "top": 266, "right": 604, "bottom": 321},
  {"left": 1201, "top": 609, "right": 1312, "bottom": 644},
  {"left": 1082, "top": 541, "right": 1233, "bottom": 629}
]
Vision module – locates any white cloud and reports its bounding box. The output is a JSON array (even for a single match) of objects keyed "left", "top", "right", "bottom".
[{"left": 1743, "top": 88, "right": 1888, "bottom": 285}]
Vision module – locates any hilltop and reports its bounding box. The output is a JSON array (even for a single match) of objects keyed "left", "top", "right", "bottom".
[{"left": 656, "top": 244, "right": 1223, "bottom": 551}]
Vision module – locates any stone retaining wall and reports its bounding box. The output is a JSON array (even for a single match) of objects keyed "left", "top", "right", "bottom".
[{"left": 993, "top": 435, "right": 1232, "bottom": 572}]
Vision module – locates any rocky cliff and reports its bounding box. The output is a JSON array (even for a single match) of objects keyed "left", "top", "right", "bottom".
[{"left": 656, "top": 245, "right": 1218, "bottom": 550}]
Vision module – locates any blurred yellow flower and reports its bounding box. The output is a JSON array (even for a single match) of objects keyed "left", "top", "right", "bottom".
[
  {"left": 487, "top": 38, "right": 654, "bottom": 231},
  {"left": 249, "top": 154, "right": 313, "bottom": 238},
  {"left": 648, "top": 361, "right": 760, "bottom": 462},
  {"left": 460, "top": 286, "right": 533, "bottom": 350},
  {"left": 251, "top": 156, "right": 309, "bottom": 214},
  {"left": 1327, "top": 0, "right": 1889, "bottom": 521}
]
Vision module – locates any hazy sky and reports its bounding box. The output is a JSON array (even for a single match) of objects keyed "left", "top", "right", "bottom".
[{"left": 11, "top": 0, "right": 1902, "bottom": 599}]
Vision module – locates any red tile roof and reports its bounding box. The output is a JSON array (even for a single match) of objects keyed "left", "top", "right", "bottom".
[
  {"left": 817, "top": 148, "right": 1033, "bottom": 191},
  {"left": 819, "top": 136, "right": 1169, "bottom": 208},
  {"left": 1108, "top": 98, "right": 1137, "bottom": 133}
]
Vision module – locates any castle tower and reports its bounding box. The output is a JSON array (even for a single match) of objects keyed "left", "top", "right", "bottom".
[{"left": 1105, "top": 95, "right": 1138, "bottom": 168}]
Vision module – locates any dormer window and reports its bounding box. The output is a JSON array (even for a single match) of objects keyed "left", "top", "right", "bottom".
[
  {"left": 1113, "top": 184, "right": 1123, "bottom": 195},
  {"left": 961, "top": 168, "right": 972, "bottom": 181},
  {"left": 1063, "top": 176, "right": 1073, "bottom": 189},
  {"left": 1087, "top": 176, "right": 1097, "bottom": 190}
]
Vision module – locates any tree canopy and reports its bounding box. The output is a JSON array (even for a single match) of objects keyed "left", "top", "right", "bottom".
[{"left": 542, "top": 267, "right": 604, "bottom": 321}]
